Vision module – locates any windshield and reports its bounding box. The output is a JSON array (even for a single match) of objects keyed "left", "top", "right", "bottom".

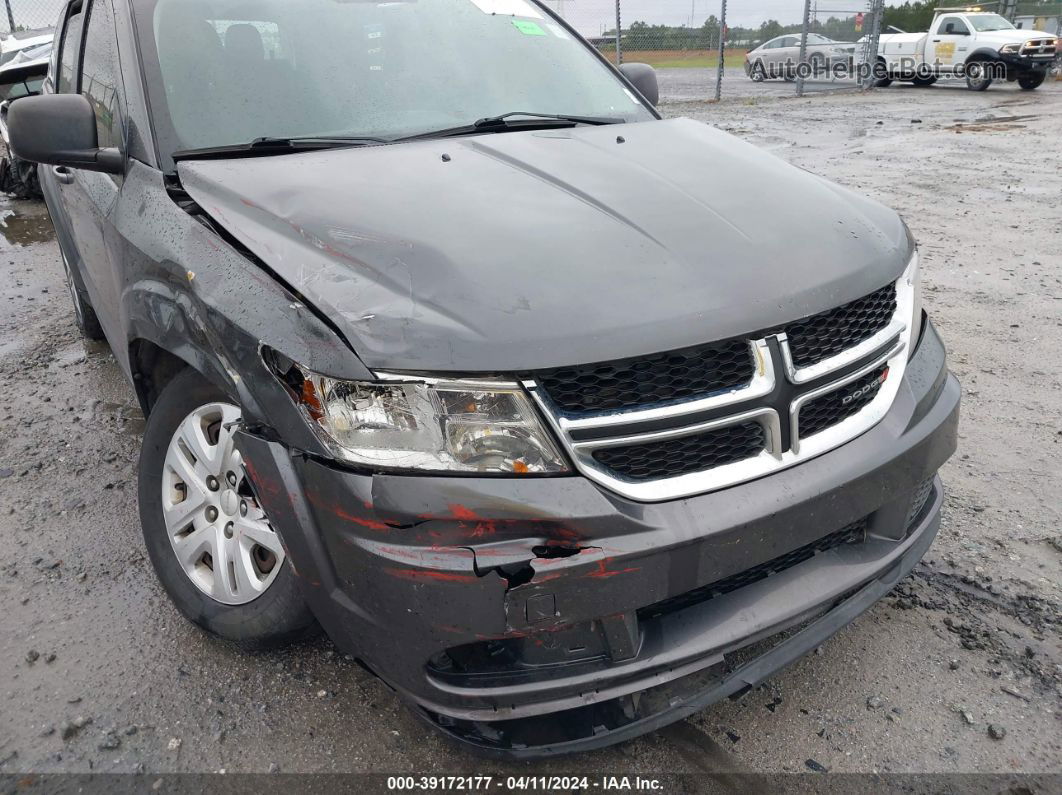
[
  {"left": 134, "top": 0, "right": 653, "bottom": 162},
  {"left": 968, "top": 14, "right": 1015, "bottom": 32},
  {"left": 0, "top": 76, "right": 45, "bottom": 101}
]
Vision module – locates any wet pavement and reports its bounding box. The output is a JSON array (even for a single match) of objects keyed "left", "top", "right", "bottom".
[
  {"left": 0, "top": 83, "right": 1060, "bottom": 777},
  {"left": 658, "top": 65, "right": 863, "bottom": 102}
]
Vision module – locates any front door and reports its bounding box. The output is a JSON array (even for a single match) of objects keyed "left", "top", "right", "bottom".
[
  {"left": 931, "top": 16, "right": 972, "bottom": 71},
  {"left": 61, "top": 0, "right": 126, "bottom": 341}
]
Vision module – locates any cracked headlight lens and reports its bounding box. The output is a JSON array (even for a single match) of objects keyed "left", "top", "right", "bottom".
[{"left": 275, "top": 362, "right": 568, "bottom": 474}]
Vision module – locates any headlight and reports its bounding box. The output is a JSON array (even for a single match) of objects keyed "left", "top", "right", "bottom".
[
  {"left": 269, "top": 358, "right": 568, "bottom": 474},
  {"left": 1000, "top": 43, "right": 1021, "bottom": 54}
]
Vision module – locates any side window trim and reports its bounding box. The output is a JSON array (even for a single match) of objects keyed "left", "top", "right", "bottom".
[
  {"left": 79, "top": 0, "right": 126, "bottom": 154},
  {"left": 55, "top": 0, "right": 87, "bottom": 94}
]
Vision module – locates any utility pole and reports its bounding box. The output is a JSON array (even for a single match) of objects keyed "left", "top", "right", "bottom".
[
  {"left": 863, "top": 0, "right": 885, "bottom": 90},
  {"left": 714, "top": 0, "right": 726, "bottom": 100},
  {"left": 795, "top": 0, "right": 811, "bottom": 97}
]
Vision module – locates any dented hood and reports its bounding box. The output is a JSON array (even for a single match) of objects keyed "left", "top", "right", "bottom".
[{"left": 178, "top": 118, "right": 910, "bottom": 374}]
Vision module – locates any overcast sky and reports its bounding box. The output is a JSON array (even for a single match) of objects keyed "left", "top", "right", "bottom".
[{"left": 545, "top": 0, "right": 872, "bottom": 33}]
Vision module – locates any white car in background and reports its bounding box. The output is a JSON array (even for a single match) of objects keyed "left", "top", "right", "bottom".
[{"left": 745, "top": 33, "right": 856, "bottom": 81}]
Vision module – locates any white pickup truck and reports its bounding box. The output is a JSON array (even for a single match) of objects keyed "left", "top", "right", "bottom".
[{"left": 875, "top": 7, "right": 1057, "bottom": 91}]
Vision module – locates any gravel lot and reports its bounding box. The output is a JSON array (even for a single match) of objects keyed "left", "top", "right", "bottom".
[{"left": 1, "top": 81, "right": 1060, "bottom": 778}]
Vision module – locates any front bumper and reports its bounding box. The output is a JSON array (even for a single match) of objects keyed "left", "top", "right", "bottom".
[
  {"left": 998, "top": 52, "right": 1054, "bottom": 76},
  {"left": 238, "top": 317, "right": 960, "bottom": 757}
]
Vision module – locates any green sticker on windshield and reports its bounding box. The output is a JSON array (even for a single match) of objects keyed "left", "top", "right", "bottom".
[{"left": 512, "top": 19, "right": 546, "bottom": 36}]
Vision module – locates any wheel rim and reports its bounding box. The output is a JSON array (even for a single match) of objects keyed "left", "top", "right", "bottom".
[
  {"left": 967, "top": 63, "right": 990, "bottom": 87},
  {"left": 162, "top": 402, "right": 285, "bottom": 605}
]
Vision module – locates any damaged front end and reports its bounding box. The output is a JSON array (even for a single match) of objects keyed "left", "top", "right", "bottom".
[{"left": 232, "top": 314, "right": 958, "bottom": 757}]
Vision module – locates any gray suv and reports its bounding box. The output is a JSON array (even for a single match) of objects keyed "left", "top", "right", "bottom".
[{"left": 10, "top": 0, "right": 959, "bottom": 757}]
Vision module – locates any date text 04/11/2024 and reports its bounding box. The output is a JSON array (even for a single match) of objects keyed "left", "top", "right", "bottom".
[{"left": 385, "top": 776, "right": 665, "bottom": 791}]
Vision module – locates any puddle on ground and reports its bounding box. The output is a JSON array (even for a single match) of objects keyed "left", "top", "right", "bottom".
[
  {"left": 96, "top": 400, "right": 147, "bottom": 436},
  {"left": 0, "top": 208, "right": 55, "bottom": 247},
  {"left": 945, "top": 113, "right": 1040, "bottom": 133},
  {"left": 972, "top": 114, "right": 1039, "bottom": 124}
]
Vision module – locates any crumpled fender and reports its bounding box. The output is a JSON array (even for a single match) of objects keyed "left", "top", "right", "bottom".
[{"left": 115, "top": 160, "right": 371, "bottom": 450}]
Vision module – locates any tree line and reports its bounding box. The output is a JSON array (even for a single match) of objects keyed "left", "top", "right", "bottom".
[{"left": 614, "top": 1, "right": 1010, "bottom": 51}]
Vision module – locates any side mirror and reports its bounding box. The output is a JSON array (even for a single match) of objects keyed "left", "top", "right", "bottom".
[
  {"left": 8, "top": 93, "right": 123, "bottom": 174},
  {"left": 619, "top": 62, "right": 659, "bottom": 106}
]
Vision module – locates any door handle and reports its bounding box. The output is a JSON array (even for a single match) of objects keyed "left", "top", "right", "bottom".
[
  {"left": 53, "top": 166, "right": 75, "bottom": 185},
  {"left": 932, "top": 38, "right": 941, "bottom": 42}
]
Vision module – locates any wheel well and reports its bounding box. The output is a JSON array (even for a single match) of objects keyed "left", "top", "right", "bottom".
[
  {"left": 129, "top": 340, "right": 190, "bottom": 416},
  {"left": 964, "top": 50, "right": 999, "bottom": 66}
]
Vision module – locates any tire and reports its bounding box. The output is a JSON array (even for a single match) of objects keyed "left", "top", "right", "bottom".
[
  {"left": 965, "top": 61, "right": 993, "bottom": 91},
  {"left": 138, "top": 368, "right": 319, "bottom": 649},
  {"left": 1018, "top": 72, "right": 1045, "bottom": 90},
  {"left": 60, "top": 249, "right": 106, "bottom": 341},
  {"left": 750, "top": 61, "right": 766, "bottom": 82},
  {"left": 873, "top": 59, "right": 892, "bottom": 88},
  {"left": 810, "top": 53, "right": 825, "bottom": 76}
]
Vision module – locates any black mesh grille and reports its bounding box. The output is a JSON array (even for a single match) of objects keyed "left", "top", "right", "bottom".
[
  {"left": 533, "top": 284, "right": 895, "bottom": 416},
  {"left": 799, "top": 367, "right": 888, "bottom": 438},
  {"left": 784, "top": 284, "right": 896, "bottom": 368},
  {"left": 534, "top": 337, "right": 754, "bottom": 414},
  {"left": 906, "top": 477, "right": 935, "bottom": 529},
  {"left": 639, "top": 518, "right": 868, "bottom": 620},
  {"left": 592, "top": 422, "right": 765, "bottom": 482}
]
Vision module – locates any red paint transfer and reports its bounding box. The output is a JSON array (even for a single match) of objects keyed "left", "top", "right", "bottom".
[{"left": 385, "top": 568, "right": 479, "bottom": 584}]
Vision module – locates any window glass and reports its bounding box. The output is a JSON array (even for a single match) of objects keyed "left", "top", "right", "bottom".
[
  {"left": 211, "top": 20, "right": 287, "bottom": 60},
  {"left": 57, "top": 9, "right": 85, "bottom": 93},
  {"left": 968, "top": 14, "right": 1014, "bottom": 32},
  {"left": 138, "top": 0, "right": 653, "bottom": 156},
  {"left": 81, "top": 0, "right": 123, "bottom": 149},
  {"left": 938, "top": 17, "right": 970, "bottom": 35},
  {"left": 0, "top": 76, "right": 47, "bottom": 102}
]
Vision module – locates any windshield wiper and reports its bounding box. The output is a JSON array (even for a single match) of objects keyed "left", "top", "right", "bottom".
[
  {"left": 173, "top": 135, "right": 390, "bottom": 162},
  {"left": 397, "top": 112, "right": 623, "bottom": 142}
]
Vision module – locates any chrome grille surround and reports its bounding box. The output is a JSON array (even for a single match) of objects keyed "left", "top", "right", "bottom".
[
  {"left": 1020, "top": 38, "right": 1057, "bottom": 58},
  {"left": 526, "top": 253, "right": 919, "bottom": 503}
]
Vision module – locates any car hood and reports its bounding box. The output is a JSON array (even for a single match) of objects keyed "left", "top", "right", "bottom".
[
  {"left": 978, "top": 28, "right": 1053, "bottom": 45},
  {"left": 178, "top": 118, "right": 910, "bottom": 374}
]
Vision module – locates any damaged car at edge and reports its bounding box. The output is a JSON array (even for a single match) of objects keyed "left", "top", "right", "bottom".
[{"left": 11, "top": 0, "right": 959, "bottom": 757}]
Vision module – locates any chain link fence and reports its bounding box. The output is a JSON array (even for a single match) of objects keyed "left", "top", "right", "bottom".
[
  {"left": 0, "top": 0, "right": 64, "bottom": 34},
  {"left": 545, "top": 0, "right": 886, "bottom": 101}
]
